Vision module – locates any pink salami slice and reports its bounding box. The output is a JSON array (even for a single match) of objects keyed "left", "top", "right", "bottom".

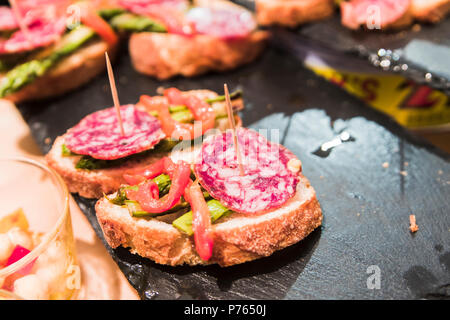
[
  {"left": 65, "top": 105, "right": 166, "bottom": 160},
  {"left": 119, "top": 0, "right": 191, "bottom": 34},
  {"left": 0, "top": 7, "right": 18, "bottom": 31},
  {"left": 0, "top": 18, "right": 66, "bottom": 54},
  {"left": 0, "top": 1, "right": 69, "bottom": 32},
  {"left": 186, "top": 6, "right": 256, "bottom": 39},
  {"left": 119, "top": 0, "right": 187, "bottom": 8},
  {"left": 341, "top": 0, "right": 410, "bottom": 30},
  {"left": 194, "top": 128, "right": 300, "bottom": 214}
]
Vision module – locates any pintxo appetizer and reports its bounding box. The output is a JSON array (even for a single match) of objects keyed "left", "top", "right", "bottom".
[
  {"left": 95, "top": 87, "right": 322, "bottom": 267},
  {"left": 340, "top": 0, "right": 450, "bottom": 30},
  {"left": 46, "top": 87, "right": 244, "bottom": 198},
  {"left": 0, "top": 0, "right": 119, "bottom": 102},
  {"left": 104, "top": 0, "right": 269, "bottom": 79},
  {"left": 255, "top": 0, "right": 335, "bottom": 27}
]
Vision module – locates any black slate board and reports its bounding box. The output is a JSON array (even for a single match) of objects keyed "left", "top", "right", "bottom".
[
  {"left": 17, "top": 48, "right": 450, "bottom": 300},
  {"left": 234, "top": 0, "right": 450, "bottom": 94}
]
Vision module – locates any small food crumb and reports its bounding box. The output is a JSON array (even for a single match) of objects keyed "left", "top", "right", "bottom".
[
  {"left": 319, "top": 175, "right": 324, "bottom": 179},
  {"left": 404, "top": 162, "right": 409, "bottom": 167},
  {"left": 382, "top": 162, "right": 389, "bottom": 168},
  {"left": 412, "top": 24, "right": 421, "bottom": 32},
  {"left": 400, "top": 171, "right": 408, "bottom": 177},
  {"left": 356, "top": 213, "right": 360, "bottom": 217},
  {"left": 156, "top": 86, "right": 165, "bottom": 95},
  {"left": 409, "top": 215, "right": 419, "bottom": 233},
  {"left": 287, "top": 159, "right": 301, "bottom": 173},
  {"left": 438, "top": 170, "right": 443, "bottom": 175},
  {"left": 44, "top": 137, "right": 51, "bottom": 145}
]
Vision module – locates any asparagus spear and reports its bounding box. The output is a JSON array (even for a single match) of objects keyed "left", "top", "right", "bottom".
[
  {"left": 172, "top": 199, "right": 231, "bottom": 236},
  {"left": 110, "top": 13, "right": 166, "bottom": 33},
  {"left": 205, "top": 89, "right": 243, "bottom": 103},
  {"left": 106, "top": 174, "right": 172, "bottom": 206},
  {"left": 98, "top": 8, "right": 126, "bottom": 20},
  {"left": 0, "top": 26, "right": 96, "bottom": 98}
]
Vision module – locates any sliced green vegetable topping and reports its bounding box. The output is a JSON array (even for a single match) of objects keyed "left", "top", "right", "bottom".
[
  {"left": 110, "top": 13, "right": 166, "bottom": 33},
  {"left": 106, "top": 185, "right": 138, "bottom": 205},
  {"left": 106, "top": 172, "right": 227, "bottom": 227},
  {"left": 75, "top": 157, "right": 116, "bottom": 170},
  {"left": 205, "top": 89, "right": 243, "bottom": 104},
  {"left": 124, "top": 200, "right": 150, "bottom": 217},
  {"left": 172, "top": 199, "right": 231, "bottom": 235},
  {"left": 153, "top": 174, "right": 171, "bottom": 196},
  {"left": 61, "top": 144, "right": 77, "bottom": 157},
  {"left": 98, "top": 8, "right": 126, "bottom": 20}
]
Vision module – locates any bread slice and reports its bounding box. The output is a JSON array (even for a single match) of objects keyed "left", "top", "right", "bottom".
[
  {"left": 340, "top": 0, "right": 414, "bottom": 30},
  {"left": 127, "top": 0, "right": 269, "bottom": 79},
  {"left": 255, "top": 0, "right": 335, "bottom": 27},
  {"left": 95, "top": 174, "right": 322, "bottom": 267},
  {"left": 45, "top": 89, "right": 244, "bottom": 199},
  {"left": 412, "top": 0, "right": 450, "bottom": 23},
  {"left": 1, "top": 40, "right": 118, "bottom": 103},
  {"left": 128, "top": 31, "right": 268, "bottom": 80}
]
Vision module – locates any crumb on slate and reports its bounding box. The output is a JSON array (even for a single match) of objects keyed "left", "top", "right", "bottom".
[
  {"left": 400, "top": 171, "right": 408, "bottom": 177},
  {"left": 382, "top": 162, "right": 389, "bottom": 168},
  {"left": 156, "top": 86, "right": 165, "bottom": 95},
  {"left": 409, "top": 215, "right": 419, "bottom": 233},
  {"left": 412, "top": 24, "right": 421, "bottom": 32}
]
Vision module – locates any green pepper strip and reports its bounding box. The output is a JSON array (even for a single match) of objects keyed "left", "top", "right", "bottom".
[
  {"left": 172, "top": 199, "right": 230, "bottom": 236},
  {"left": 205, "top": 90, "right": 243, "bottom": 104}
]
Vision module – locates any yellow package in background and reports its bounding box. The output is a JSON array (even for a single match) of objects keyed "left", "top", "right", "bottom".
[{"left": 307, "top": 65, "right": 450, "bottom": 131}]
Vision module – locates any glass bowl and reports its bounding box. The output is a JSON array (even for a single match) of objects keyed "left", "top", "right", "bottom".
[{"left": 0, "top": 157, "right": 79, "bottom": 300}]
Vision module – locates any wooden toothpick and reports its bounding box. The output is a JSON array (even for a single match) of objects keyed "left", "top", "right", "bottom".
[
  {"left": 9, "top": 0, "right": 32, "bottom": 43},
  {"left": 105, "top": 52, "right": 125, "bottom": 136},
  {"left": 224, "top": 84, "right": 244, "bottom": 176}
]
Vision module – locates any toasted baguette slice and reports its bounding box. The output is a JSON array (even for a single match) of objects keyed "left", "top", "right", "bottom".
[
  {"left": 387, "top": 7, "right": 415, "bottom": 30},
  {"left": 412, "top": 0, "right": 450, "bottom": 23},
  {"left": 255, "top": 0, "right": 335, "bottom": 27},
  {"left": 340, "top": 0, "right": 414, "bottom": 30},
  {"left": 128, "top": 31, "right": 268, "bottom": 80},
  {"left": 128, "top": 0, "right": 269, "bottom": 79},
  {"left": 46, "top": 89, "right": 244, "bottom": 199},
  {"left": 1, "top": 40, "right": 118, "bottom": 103},
  {"left": 96, "top": 174, "right": 322, "bottom": 267}
]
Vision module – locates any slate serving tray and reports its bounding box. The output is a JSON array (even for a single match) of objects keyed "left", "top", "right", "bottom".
[
  {"left": 17, "top": 47, "right": 450, "bottom": 300},
  {"left": 234, "top": 0, "right": 450, "bottom": 94}
]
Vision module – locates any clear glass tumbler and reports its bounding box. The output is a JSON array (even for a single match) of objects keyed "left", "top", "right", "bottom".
[{"left": 0, "top": 157, "right": 80, "bottom": 300}]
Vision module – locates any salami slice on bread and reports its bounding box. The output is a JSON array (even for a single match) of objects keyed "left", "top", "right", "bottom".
[
  {"left": 255, "top": 0, "right": 335, "bottom": 27},
  {"left": 46, "top": 89, "right": 244, "bottom": 198},
  {"left": 0, "top": 1, "right": 119, "bottom": 103},
  {"left": 96, "top": 127, "right": 322, "bottom": 266},
  {"left": 340, "top": 0, "right": 450, "bottom": 30},
  {"left": 96, "top": 173, "right": 322, "bottom": 266},
  {"left": 125, "top": 0, "right": 269, "bottom": 79}
]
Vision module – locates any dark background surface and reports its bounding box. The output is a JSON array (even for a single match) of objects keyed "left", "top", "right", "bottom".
[
  {"left": 17, "top": 46, "right": 450, "bottom": 299},
  {"left": 234, "top": 0, "right": 450, "bottom": 94}
]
